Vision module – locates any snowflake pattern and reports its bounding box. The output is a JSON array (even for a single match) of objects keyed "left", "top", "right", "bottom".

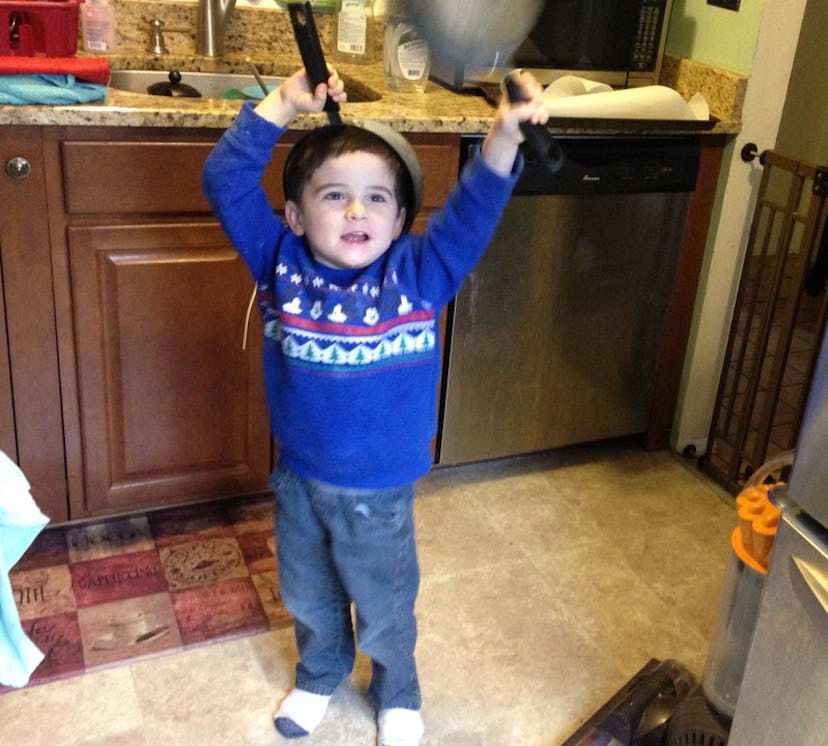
[{"left": 259, "top": 258, "right": 436, "bottom": 374}]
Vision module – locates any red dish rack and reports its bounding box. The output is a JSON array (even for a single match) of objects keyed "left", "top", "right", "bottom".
[{"left": 1, "top": 0, "right": 79, "bottom": 57}]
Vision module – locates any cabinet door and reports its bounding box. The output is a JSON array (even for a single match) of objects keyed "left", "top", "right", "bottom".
[
  {"left": 0, "top": 128, "right": 68, "bottom": 520},
  {"left": 67, "top": 222, "right": 270, "bottom": 517}
]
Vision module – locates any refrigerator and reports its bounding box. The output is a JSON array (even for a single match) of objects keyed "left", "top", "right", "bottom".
[{"left": 728, "top": 326, "right": 828, "bottom": 745}]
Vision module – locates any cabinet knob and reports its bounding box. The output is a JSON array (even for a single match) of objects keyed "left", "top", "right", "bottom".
[{"left": 5, "top": 156, "right": 31, "bottom": 179}]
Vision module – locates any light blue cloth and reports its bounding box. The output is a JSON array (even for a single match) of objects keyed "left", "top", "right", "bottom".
[
  {"left": 0, "top": 74, "right": 107, "bottom": 105},
  {"left": 0, "top": 451, "right": 49, "bottom": 687}
]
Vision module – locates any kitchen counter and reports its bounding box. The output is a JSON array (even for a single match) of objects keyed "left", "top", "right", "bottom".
[
  {"left": 0, "top": 55, "right": 494, "bottom": 131},
  {"left": 0, "top": 51, "right": 743, "bottom": 134}
]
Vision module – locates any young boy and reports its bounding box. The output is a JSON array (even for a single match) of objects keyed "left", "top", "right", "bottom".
[{"left": 202, "top": 66, "right": 547, "bottom": 745}]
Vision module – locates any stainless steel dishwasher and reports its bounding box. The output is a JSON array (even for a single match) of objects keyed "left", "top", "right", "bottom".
[{"left": 438, "top": 135, "right": 701, "bottom": 465}]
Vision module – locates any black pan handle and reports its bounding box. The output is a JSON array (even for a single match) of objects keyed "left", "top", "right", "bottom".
[
  {"left": 288, "top": 2, "right": 342, "bottom": 125},
  {"left": 503, "top": 71, "right": 563, "bottom": 174}
]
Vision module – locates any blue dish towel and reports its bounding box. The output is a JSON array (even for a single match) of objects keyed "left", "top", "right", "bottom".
[
  {"left": 0, "top": 451, "right": 49, "bottom": 688},
  {"left": 0, "top": 74, "right": 107, "bottom": 105}
]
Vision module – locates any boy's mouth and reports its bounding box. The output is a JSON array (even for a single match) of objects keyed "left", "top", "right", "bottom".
[{"left": 342, "top": 231, "right": 370, "bottom": 243}]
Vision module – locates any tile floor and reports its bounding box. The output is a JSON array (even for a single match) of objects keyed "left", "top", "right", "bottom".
[{"left": 0, "top": 439, "right": 737, "bottom": 746}]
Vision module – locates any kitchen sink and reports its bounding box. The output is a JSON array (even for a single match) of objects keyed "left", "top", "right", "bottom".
[{"left": 108, "top": 69, "right": 381, "bottom": 102}]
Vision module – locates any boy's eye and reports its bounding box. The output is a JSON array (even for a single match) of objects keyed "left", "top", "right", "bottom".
[
  {"left": 323, "top": 191, "right": 345, "bottom": 201},
  {"left": 367, "top": 193, "right": 388, "bottom": 203}
]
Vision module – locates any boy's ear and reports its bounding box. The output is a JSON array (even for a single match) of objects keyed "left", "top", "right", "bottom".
[
  {"left": 392, "top": 206, "right": 407, "bottom": 238},
  {"left": 284, "top": 200, "right": 305, "bottom": 235}
]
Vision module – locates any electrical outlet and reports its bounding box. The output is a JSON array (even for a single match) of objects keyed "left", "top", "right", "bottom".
[{"left": 708, "top": 0, "right": 740, "bottom": 10}]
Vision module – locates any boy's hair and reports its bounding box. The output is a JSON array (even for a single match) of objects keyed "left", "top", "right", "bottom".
[{"left": 283, "top": 124, "right": 417, "bottom": 231}]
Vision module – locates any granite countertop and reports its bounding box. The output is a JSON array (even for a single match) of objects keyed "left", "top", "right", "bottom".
[
  {"left": 0, "top": 53, "right": 507, "bottom": 132},
  {"left": 0, "top": 54, "right": 743, "bottom": 134},
  {"left": 0, "top": 0, "right": 744, "bottom": 135}
]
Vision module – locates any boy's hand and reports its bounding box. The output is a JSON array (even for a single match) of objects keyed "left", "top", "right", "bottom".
[
  {"left": 481, "top": 70, "right": 548, "bottom": 176},
  {"left": 254, "top": 66, "right": 347, "bottom": 127}
]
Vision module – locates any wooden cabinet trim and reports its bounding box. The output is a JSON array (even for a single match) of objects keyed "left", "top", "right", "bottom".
[
  {"left": 1, "top": 127, "right": 69, "bottom": 520},
  {"left": 645, "top": 135, "right": 727, "bottom": 449}
]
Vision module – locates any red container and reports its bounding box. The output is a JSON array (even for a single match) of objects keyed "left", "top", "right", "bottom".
[{"left": 1, "top": 0, "right": 79, "bottom": 57}]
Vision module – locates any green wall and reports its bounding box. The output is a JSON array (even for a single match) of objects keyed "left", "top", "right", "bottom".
[{"left": 666, "top": 0, "right": 765, "bottom": 75}]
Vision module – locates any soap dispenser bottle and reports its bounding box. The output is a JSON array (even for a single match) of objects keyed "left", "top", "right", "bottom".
[
  {"left": 383, "top": 0, "right": 430, "bottom": 92},
  {"left": 334, "top": 0, "right": 375, "bottom": 64},
  {"left": 81, "top": 0, "right": 116, "bottom": 53}
]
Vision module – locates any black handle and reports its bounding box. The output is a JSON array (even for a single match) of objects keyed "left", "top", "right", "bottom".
[
  {"left": 503, "top": 72, "right": 563, "bottom": 174},
  {"left": 288, "top": 2, "right": 342, "bottom": 125}
]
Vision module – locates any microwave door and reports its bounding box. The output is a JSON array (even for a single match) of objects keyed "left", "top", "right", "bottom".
[
  {"left": 787, "top": 326, "right": 828, "bottom": 527},
  {"left": 575, "top": 0, "right": 595, "bottom": 68},
  {"left": 515, "top": 0, "right": 639, "bottom": 72}
]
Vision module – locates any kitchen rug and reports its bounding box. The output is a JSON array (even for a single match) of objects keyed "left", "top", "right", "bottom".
[{"left": 2, "top": 493, "right": 290, "bottom": 692}]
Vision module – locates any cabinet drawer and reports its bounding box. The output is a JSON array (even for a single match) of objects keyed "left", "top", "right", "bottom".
[
  {"left": 62, "top": 140, "right": 288, "bottom": 215},
  {"left": 61, "top": 134, "right": 458, "bottom": 215}
]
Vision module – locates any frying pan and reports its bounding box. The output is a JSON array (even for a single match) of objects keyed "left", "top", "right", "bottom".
[
  {"left": 400, "top": 0, "right": 563, "bottom": 173},
  {"left": 286, "top": 2, "right": 424, "bottom": 228}
]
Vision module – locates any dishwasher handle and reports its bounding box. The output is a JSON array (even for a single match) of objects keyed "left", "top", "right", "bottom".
[{"left": 503, "top": 71, "right": 563, "bottom": 174}]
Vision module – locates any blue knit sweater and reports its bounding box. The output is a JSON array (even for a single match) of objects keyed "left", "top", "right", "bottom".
[{"left": 202, "top": 102, "right": 520, "bottom": 488}]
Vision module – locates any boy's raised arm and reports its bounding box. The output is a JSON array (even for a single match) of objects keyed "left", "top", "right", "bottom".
[
  {"left": 480, "top": 70, "right": 548, "bottom": 176},
  {"left": 253, "top": 66, "right": 347, "bottom": 128}
]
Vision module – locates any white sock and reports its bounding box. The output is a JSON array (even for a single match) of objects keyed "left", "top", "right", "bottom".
[
  {"left": 274, "top": 688, "right": 332, "bottom": 738},
  {"left": 377, "top": 708, "right": 424, "bottom": 746}
]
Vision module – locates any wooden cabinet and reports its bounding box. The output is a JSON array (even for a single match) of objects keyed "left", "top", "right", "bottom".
[
  {"left": 2, "top": 125, "right": 461, "bottom": 521},
  {"left": 64, "top": 222, "right": 270, "bottom": 516},
  {"left": 44, "top": 127, "right": 279, "bottom": 519}
]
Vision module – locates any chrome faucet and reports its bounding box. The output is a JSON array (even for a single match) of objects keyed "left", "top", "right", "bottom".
[
  {"left": 196, "top": 0, "right": 237, "bottom": 57},
  {"left": 147, "top": 19, "right": 169, "bottom": 55}
]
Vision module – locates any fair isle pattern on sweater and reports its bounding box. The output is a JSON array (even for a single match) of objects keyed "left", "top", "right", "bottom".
[{"left": 260, "top": 260, "right": 437, "bottom": 375}]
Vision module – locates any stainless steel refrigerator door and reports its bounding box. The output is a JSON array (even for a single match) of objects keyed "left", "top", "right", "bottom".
[
  {"left": 728, "top": 511, "right": 828, "bottom": 745},
  {"left": 786, "top": 327, "right": 828, "bottom": 526}
]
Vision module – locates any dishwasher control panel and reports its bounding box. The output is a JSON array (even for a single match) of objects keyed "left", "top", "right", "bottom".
[{"left": 463, "top": 135, "right": 701, "bottom": 195}]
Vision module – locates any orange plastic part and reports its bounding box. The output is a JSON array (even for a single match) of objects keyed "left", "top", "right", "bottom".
[{"left": 732, "top": 482, "right": 782, "bottom": 573}]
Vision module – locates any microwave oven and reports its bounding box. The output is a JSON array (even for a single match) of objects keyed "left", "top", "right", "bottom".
[{"left": 430, "top": 0, "right": 674, "bottom": 91}]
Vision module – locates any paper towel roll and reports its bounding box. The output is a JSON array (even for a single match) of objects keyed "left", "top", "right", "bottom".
[
  {"left": 541, "top": 75, "right": 613, "bottom": 100},
  {"left": 541, "top": 77, "right": 709, "bottom": 121}
]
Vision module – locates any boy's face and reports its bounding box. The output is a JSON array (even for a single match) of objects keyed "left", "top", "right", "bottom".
[{"left": 284, "top": 151, "right": 407, "bottom": 270}]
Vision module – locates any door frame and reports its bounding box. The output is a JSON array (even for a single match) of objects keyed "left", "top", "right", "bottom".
[{"left": 672, "top": 0, "right": 809, "bottom": 453}]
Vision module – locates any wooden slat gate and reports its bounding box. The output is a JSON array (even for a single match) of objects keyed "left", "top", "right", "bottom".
[{"left": 703, "top": 151, "right": 828, "bottom": 493}]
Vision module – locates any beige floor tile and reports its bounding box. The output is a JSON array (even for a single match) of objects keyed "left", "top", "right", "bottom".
[
  {"left": 414, "top": 481, "right": 529, "bottom": 578},
  {"left": 129, "top": 638, "right": 277, "bottom": 746},
  {"left": 417, "top": 559, "right": 624, "bottom": 745},
  {"left": 533, "top": 542, "right": 713, "bottom": 678},
  {"left": 0, "top": 667, "right": 143, "bottom": 745}
]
